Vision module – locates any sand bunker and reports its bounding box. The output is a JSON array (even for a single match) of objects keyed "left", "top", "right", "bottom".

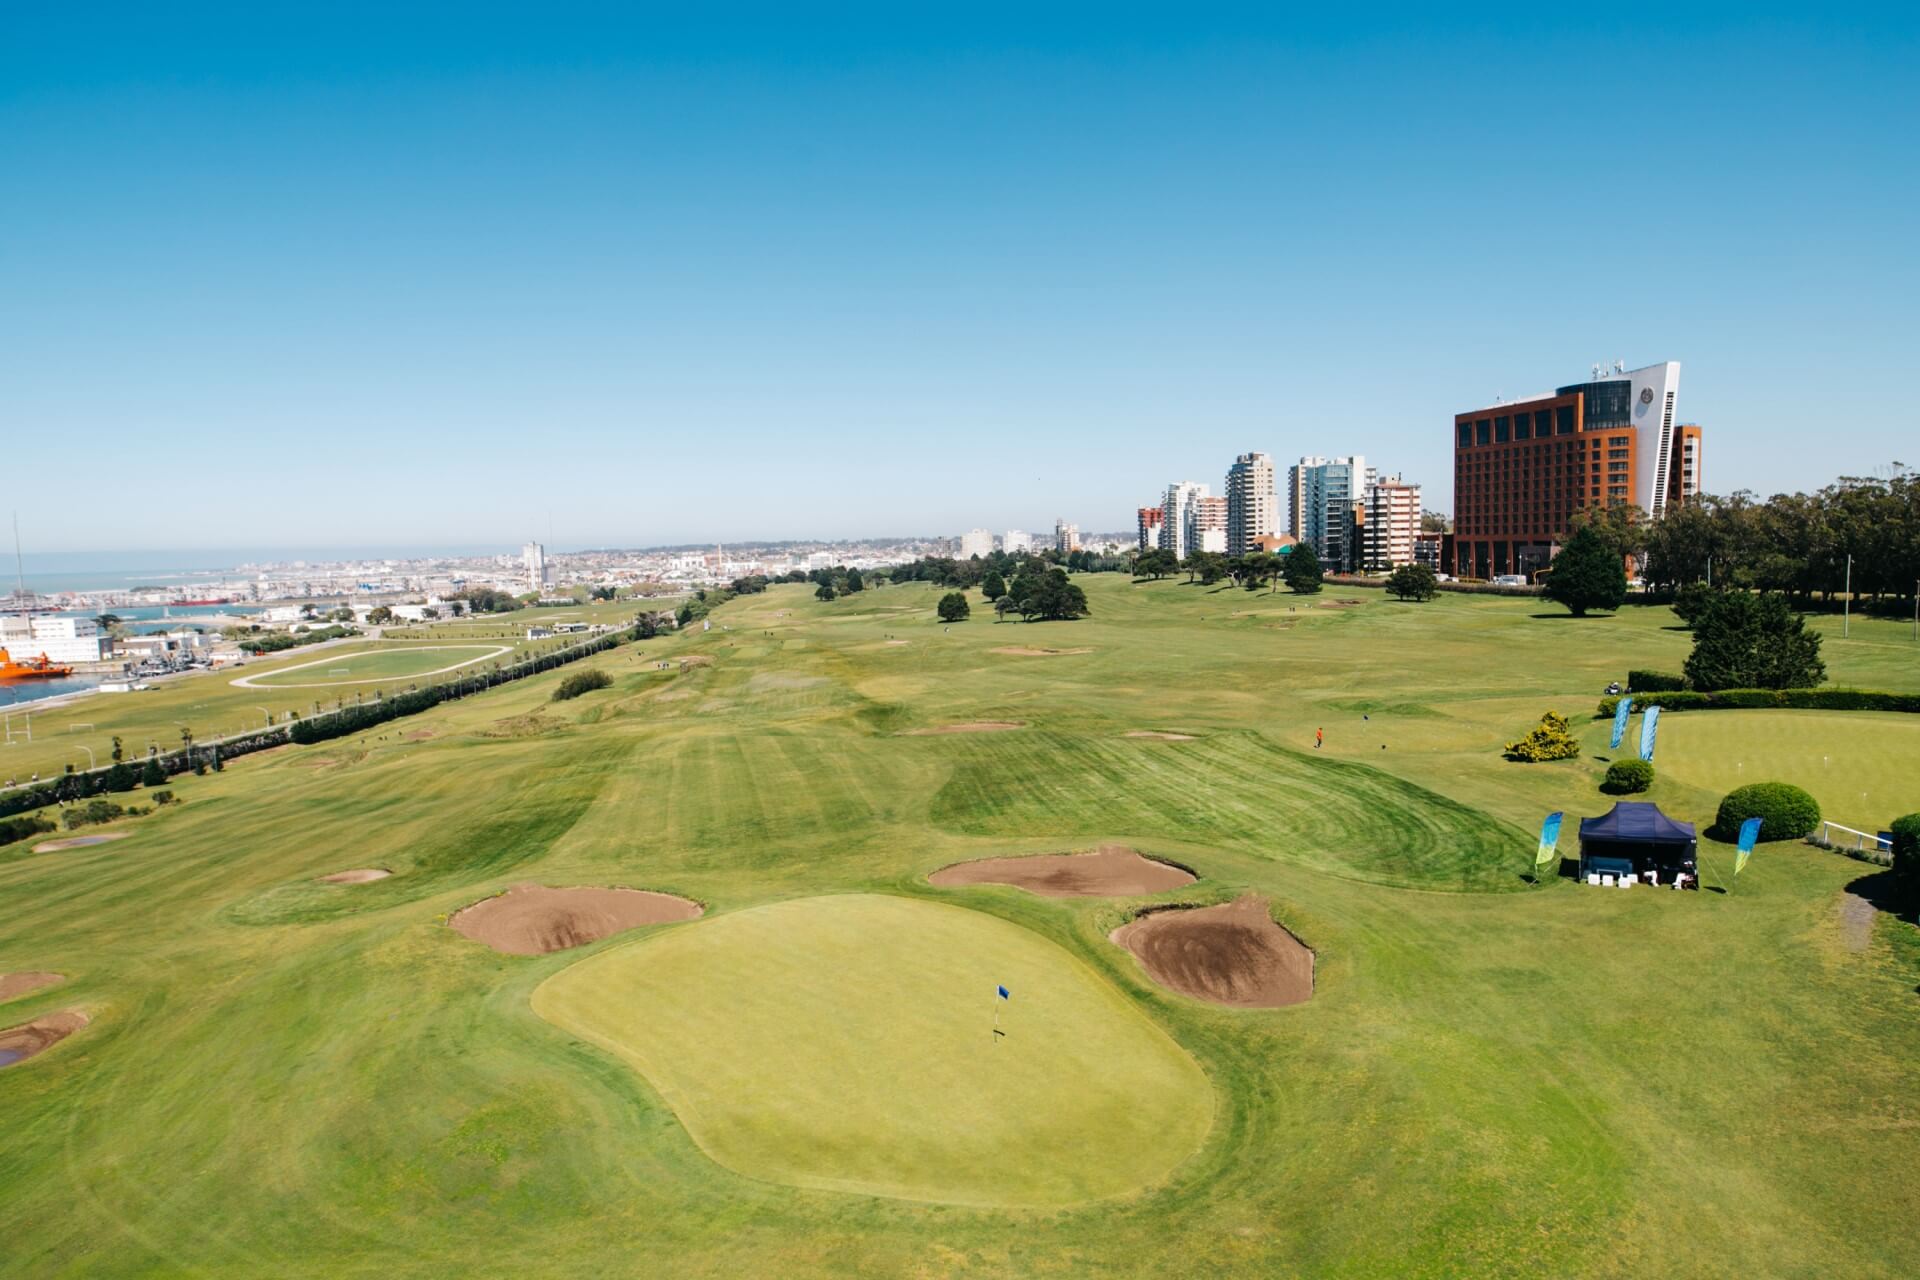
[
  {"left": 451, "top": 884, "right": 704, "bottom": 956},
  {"left": 1111, "top": 894, "right": 1313, "bottom": 1008},
  {"left": 929, "top": 846, "right": 1196, "bottom": 897},
  {"left": 900, "top": 721, "right": 1025, "bottom": 736},
  {"left": 0, "top": 972, "right": 63, "bottom": 1003},
  {"left": 0, "top": 1009, "right": 90, "bottom": 1069},
  {"left": 32, "top": 832, "right": 129, "bottom": 853},
  {"left": 319, "top": 868, "right": 391, "bottom": 884},
  {"left": 990, "top": 646, "right": 1093, "bottom": 657},
  {"left": 1125, "top": 730, "right": 1196, "bottom": 741}
]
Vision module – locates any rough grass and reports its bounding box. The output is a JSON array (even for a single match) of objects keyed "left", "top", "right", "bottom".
[{"left": 2, "top": 577, "right": 1918, "bottom": 1277}]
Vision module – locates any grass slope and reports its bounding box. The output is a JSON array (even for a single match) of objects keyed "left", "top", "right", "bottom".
[
  {"left": 534, "top": 894, "right": 1213, "bottom": 1207},
  {"left": 2, "top": 577, "right": 1917, "bottom": 1277}
]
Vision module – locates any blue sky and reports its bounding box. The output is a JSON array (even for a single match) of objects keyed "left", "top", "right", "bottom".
[{"left": 4, "top": 4, "right": 1915, "bottom": 553}]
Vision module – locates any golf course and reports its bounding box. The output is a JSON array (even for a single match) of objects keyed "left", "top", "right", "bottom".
[{"left": 4, "top": 575, "right": 1918, "bottom": 1277}]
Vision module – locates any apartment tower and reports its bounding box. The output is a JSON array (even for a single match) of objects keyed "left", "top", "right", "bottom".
[{"left": 1226, "top": 451, "right": 1278, "bottom": 556}]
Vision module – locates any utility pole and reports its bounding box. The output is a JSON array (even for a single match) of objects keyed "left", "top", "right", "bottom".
[{"left": 1843, "top": 554, "right": 1852, "bottom": 638}]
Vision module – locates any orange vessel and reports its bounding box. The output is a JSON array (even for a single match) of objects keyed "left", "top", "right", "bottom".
[{"left": 0, "top": 648, "right": 74, "bottom": 680}]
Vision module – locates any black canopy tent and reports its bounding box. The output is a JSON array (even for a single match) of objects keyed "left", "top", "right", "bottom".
[{"left": 1578, "top": 801, "right": 1698, "bottom": 885}]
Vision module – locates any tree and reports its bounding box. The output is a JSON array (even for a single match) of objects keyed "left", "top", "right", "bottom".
[
  {"left": 1386, "top": 563, "right": 1438, "bottom": 602},
  {"left": 844, "top": 569, "right": 864, "bottom": 593},
  {"left": 1022, "top": 570, "right": 1089, "bottom": 621},
  {"left": 1684, "top": 591, "right": 1826, "bottom": 691},
  {"left": 815, "top": 582, "right": 837, "bottom": 602},
  {"left": 981, "top": 570, "right": 1007, "bottom": 602},
  {"left": 937, "top": 591, "right": 971, "bottom": 622},
  {"left": 141, "top": 757, "right": 168, "bottom": 788},
  {"left": 367, "top": 606, "right": 394, "bottom": 625},
  {"left": 1283, "top": 544, "right": 1324, "bottom": 595},
  {"left": 1540, "top": 526, "right": 1626, "bottom": 616}
]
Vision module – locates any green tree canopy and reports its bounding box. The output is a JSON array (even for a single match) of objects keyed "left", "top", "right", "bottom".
[
  {"left": 1541, "top": 526, "right": 1626, "bottom": 616},
  {"left": 1284, "top": 543, "right": 1324, "bottom": 595},
  {"left": 1683, "top": 591, "right": 1827, "bottom": 691},
  {"left": 936, "top": 591, "right": 970, "bottom": 622},
  {"left": 1386, "top": 563, "right": 1438, "bottom": 602},
  {"left": 981, "top": 570, "right": 1006, "bottom": 601}
]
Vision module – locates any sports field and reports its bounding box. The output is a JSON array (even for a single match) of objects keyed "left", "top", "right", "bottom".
[
  {"left": 235, "top": 643, "right": 512, "bottom": 688},
  {"left": 3, "top": 576, "right": 1919, "bottom": 1277}
]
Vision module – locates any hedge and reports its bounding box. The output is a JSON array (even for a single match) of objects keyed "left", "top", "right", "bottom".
[
  {"left": 1627, "top": 670, "right": 1688, "bottom": 693},
  {"left": 1892, "top": 814, "right": 1920, "bottom": 882},
  {"left": 1599, "top": 688, "right": 1920, "bottom": 717},
  {"left": 1710, "top": 782, "right": 1821, "bottom": 843}
]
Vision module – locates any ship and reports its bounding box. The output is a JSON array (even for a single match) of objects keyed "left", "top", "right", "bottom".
[{"left": 0, "top": 648, "right": 74, "bottom": 680}]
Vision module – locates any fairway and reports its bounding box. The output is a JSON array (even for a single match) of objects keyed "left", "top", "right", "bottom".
[
  {"left": 5, "top": 576, "right": 1920, "bottom": 1277},
  {"left": 234, "top": 643, "right": 512, "bottom": 688},
  {"left": 1647, "top": 710, "right": 1920, "bottom": 835},
  {"left": 532, "top": 894, "right": 1214, "bottom": 1207}
]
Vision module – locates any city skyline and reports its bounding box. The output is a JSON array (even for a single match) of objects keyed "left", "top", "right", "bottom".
[{"left": 7, "top": 8, "right": 1916, "bottom": 553}]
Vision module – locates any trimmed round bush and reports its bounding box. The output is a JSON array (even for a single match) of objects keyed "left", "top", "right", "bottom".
[
  {"left": 1891, "top": 813, "right": 1920, "bottom": 882},
  {"left": 1709, "top": 782, "right": 1821, "bottom": 843},
  {"left": 1601, "top": 759, "right": 1654, "bottom": 795}
]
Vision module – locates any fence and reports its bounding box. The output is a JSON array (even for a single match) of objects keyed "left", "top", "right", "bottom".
[{"left": 1807, "top": 820, "right": 1893, "bottom": 865}]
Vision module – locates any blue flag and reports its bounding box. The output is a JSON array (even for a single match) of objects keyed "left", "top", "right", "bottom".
[
  {"left": 1638, "top": 705, "right": 1661, "bottom": 762},
  {"left": 1535, "top": 812, "right": 1563, "bottom": 871},
  {"left": 1735, "top": 816, "right": 1762, "bottom": 875},
  {"left": 1610, "top": 696, "right": 1634, "bottom": 750},
  {"left": 997, "top": 985, "right": 1010, "bottom": 1000}
]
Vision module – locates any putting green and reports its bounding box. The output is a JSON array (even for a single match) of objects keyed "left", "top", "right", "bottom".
[
  {"left": 1647, "top": 709, "right": 1920, "bottom": 835},
  {"left": 237, "top": 644, "right": 510, "bottom": 688},
  {"left": 532, "top": 894, "right": 1214, "bottom": 1207}
]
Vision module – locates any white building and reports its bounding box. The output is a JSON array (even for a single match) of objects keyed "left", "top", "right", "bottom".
[
  {"left": 1192, "top": 496, "right": 1229, "bottom": 555},
  {"left": 1226, "top": 452, "right": 1278, "bottom": 556},
  {"left": 1004, "top": 529, "right": 1032, "bottom": 555},
  {"left": 0, "top": 614, "right": 108, "bottom": 664},
  {"left": 1159, "top": 481, "right": 1210, "bottom": 559},
  {"left": 1362, "top": 475, "right": 1422, "bottom": 570},
  {"left": 1054, "top": 519, "right": 1080, "bottom": 553},
  {"left": 959, "top": 528, "right": 994, "bottom": 559},
  {"left": 805, "top": 551, "right": 836, "bottom": 571},
  {"left": 522, "top": 541, "right": 550, "bottom": 592}
]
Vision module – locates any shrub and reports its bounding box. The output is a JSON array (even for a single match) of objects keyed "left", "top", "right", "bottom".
[
  {"left": 1602, "top": 759, "right": 1655, "bottom": 794},
  {"left": 552, "top": 669, "right": 613, "bottom": 702},
  {"left": 937, "top": 592, "right": 971, "bottom": 623},
  {"left": 1891, "top": 813, "right": 1920, "bottom": 883},
  {"left": 1504, "top": 711, "right": 1582, "bottom": 762},
  {"left": 0, "top": 813, "right": 55, "bottom": 847},
  {"left": 152, "top": 790, "right": 176, "bottom": 806},
  {"left": 1284, "top": 543, "right": 1324, "bottom": 595},
  {"left": 1627, "top": 669, "right": 1687, "bottom": 693},
  {"left": 1710, "top": 782, "right": 1820, "bottom": 843},
  {"left": 141, "top": 757, "right": 168, "bottom": 787}
]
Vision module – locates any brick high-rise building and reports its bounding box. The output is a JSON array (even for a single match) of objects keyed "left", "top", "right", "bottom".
[
  {"left": 1136, "top": 506, "right": 1164, "bottom": 550},
  {"left": 1449, "top": 361, "right": 1701, "bottom": 580},
  {"left": 1225, "top": 451, "right": 1277, "bottom": 556}
]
